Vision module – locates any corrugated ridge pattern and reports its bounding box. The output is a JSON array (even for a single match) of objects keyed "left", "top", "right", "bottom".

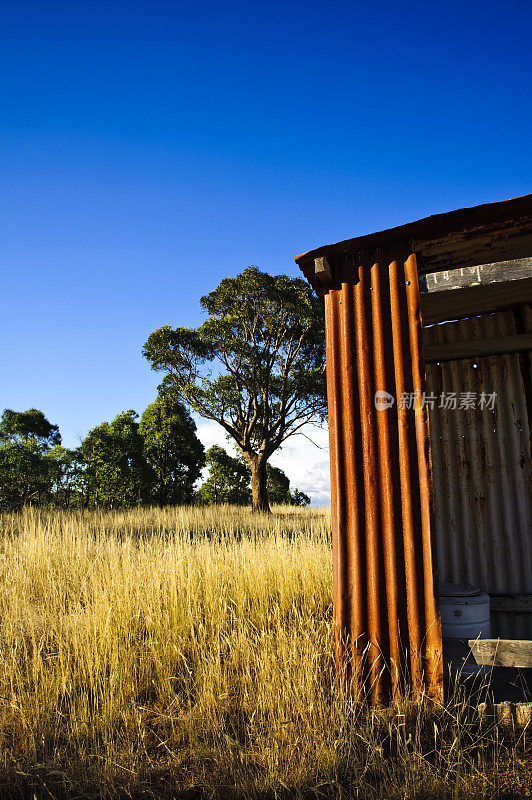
[
  {"left": 491, "top": 611, "right": 532, "bottom": 639},
  {"left": 324, "top": 255, "right": 443, "bottom": 705},
  {"left": 424, "top": 310, "right": 532, "bottom": 601}
]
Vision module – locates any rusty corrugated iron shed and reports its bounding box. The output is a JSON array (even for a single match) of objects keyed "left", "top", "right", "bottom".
[{"left": 295, "top": 195, "right": 532, "bottom": 705}]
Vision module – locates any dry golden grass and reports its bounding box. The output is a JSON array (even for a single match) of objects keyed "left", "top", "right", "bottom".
[{"left": 0, "top": 506, "right": 529, "bottom": 799}]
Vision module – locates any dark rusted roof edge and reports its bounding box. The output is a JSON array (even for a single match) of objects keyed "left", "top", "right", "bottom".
[{"left": 294, "top": 194, "right": 532, "bottom": 286}]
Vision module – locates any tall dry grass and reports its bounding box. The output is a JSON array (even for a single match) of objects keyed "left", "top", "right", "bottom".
[{"left": 0, "top": 506, "right": 529, "bottom": 799}]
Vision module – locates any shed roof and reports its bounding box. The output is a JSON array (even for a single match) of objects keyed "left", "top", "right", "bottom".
[{"left": 295, "top": 194, "right": 532, "bottom": 296}]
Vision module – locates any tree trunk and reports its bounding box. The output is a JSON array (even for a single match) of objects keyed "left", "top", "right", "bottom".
[
  {"left": 250, "top": 458, "right": 270, "bottom": 513},
  {"left": 158, "top": 478, "right": 167, "bottom": 507}
]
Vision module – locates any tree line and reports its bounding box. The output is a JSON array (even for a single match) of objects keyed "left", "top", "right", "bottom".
[
  {"left": 0, "top": 399, "right": 309, "bottom": 511},
  {"left": 2, "top": 266, "right": 324, "bottom": 512}
]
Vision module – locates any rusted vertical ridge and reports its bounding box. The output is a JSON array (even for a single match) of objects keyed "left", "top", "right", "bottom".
[
  {"left": 324, "top": 290, "right": 351, "bottom": 674},
  {"left": 389, "top": 260, "right": 423, "bottom": 694},
  {"left": 339, "top": 283, "right": 367, "bottom": 668},
  {"left": 404, "top": 254, "right": 443, "bottom": 701},
  {"left": 424, "top": 360, "right": 451, "bottom": 583},
  {"left": 438, "top": 334, "right": 464, "bottom": 583},
  {"left": 461, "top": 317, "right": 497, "bottom": 591},
  {"left": 353, "top": 265, "right": 386, "bottom": 705},
  {"left": 370, "top": 261, "right": 402, "bottom": 698}
]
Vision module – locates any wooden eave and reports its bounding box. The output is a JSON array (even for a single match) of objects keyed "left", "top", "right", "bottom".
[{"left": 295, "top": 194, "right": 532, "bottom": 297}]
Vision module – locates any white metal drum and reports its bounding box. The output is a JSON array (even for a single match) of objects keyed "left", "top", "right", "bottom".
[{"left": 440, "top": 582, "right": 491, "bottom": 678}]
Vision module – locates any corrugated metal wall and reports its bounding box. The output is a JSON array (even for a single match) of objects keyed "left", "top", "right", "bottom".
[
  {"left": 490, "top": 611, "right": 532, "bottom": 639},
  {"left": 324, "top": 254, "right": 442, "bottom": 704},
  {"left": 424, "top": 307, "right": 532, "bottom": 637}
]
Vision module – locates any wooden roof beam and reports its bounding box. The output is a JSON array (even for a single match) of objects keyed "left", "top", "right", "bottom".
[{"left": 420, "top": 277, "right": 532, "bottom": 325}]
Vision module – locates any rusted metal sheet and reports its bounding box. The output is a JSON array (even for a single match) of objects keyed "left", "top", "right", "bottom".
[
  {"left": 424, "top": 310, "right": 532, "bottom": 637},
  {"left": 324, "top": 254, "right": 443, "bottom": 704}
]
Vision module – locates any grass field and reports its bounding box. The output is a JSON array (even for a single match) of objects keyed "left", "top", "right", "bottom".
[{"left": 0, "top": 506, "right": 529, "bottom": 799}]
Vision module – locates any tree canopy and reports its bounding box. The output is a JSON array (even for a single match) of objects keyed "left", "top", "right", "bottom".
[
  {"left": 0, "top": 408, "right": 60, "bottom": 446},
  {"left": 199, "top": 445, "right": 251, "bottom": 505},
  {"left": 78, "top": 402, "right": 205, "bottom": 509},
  {"left": 140, "top": 393, "right": 205, "bottom": 505},
  {"left": 49, "top": 445, "right": 83, "bottom": 509},
  {"left": 266, "top": 464, "right": 310, "bottom": 507},
  {"left": 0, "top": 408, "right": 61, "bottom": 509},
  {"left": 143, "top": 267, "right": 326, "bottom": 511},
  {"left": 266, "top": 464, "right": 291, "bottom": 505},
  {"left": 80, "top": 411, "right": 148, "bottom": 508}
]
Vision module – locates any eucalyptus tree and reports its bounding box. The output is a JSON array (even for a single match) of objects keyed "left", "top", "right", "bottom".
[
  {"left": 0, "top": 408, "right": 61, "bottom": 509},
  {"left": 143, "top": 267, "right": 326, "bottom": 511},
  {"left": 80, "top": 411, "right": 148, "bottom": 508},
  {"left": 199, "top": 445, "right": 251, "bottom": 506},
  {"left": 140, "top": 392, "right": 204, "bottom": 506},
  {"left": 266, "top": 464, "right": 311, "bottom": 507}
]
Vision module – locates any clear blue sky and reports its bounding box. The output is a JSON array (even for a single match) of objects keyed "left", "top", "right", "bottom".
[{"left": 1, "top": 0, "right": 531, "bottom": 465}]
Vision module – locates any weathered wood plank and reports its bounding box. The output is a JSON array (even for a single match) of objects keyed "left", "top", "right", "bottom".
[
  {"left": 415, "top": 228, "right": 532, "bottom": 273},
  {"left": 422, "top": 258, "right": 532, "bottom": 292},
  {"left": 469, "top": 639, "right": 532, "bottom": 668},
  {"left": 423, "top": 333, "right": 532, "bottom": 363},
  {"left": 420, "top": 277, "right": 532, "bottom": 325}
]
